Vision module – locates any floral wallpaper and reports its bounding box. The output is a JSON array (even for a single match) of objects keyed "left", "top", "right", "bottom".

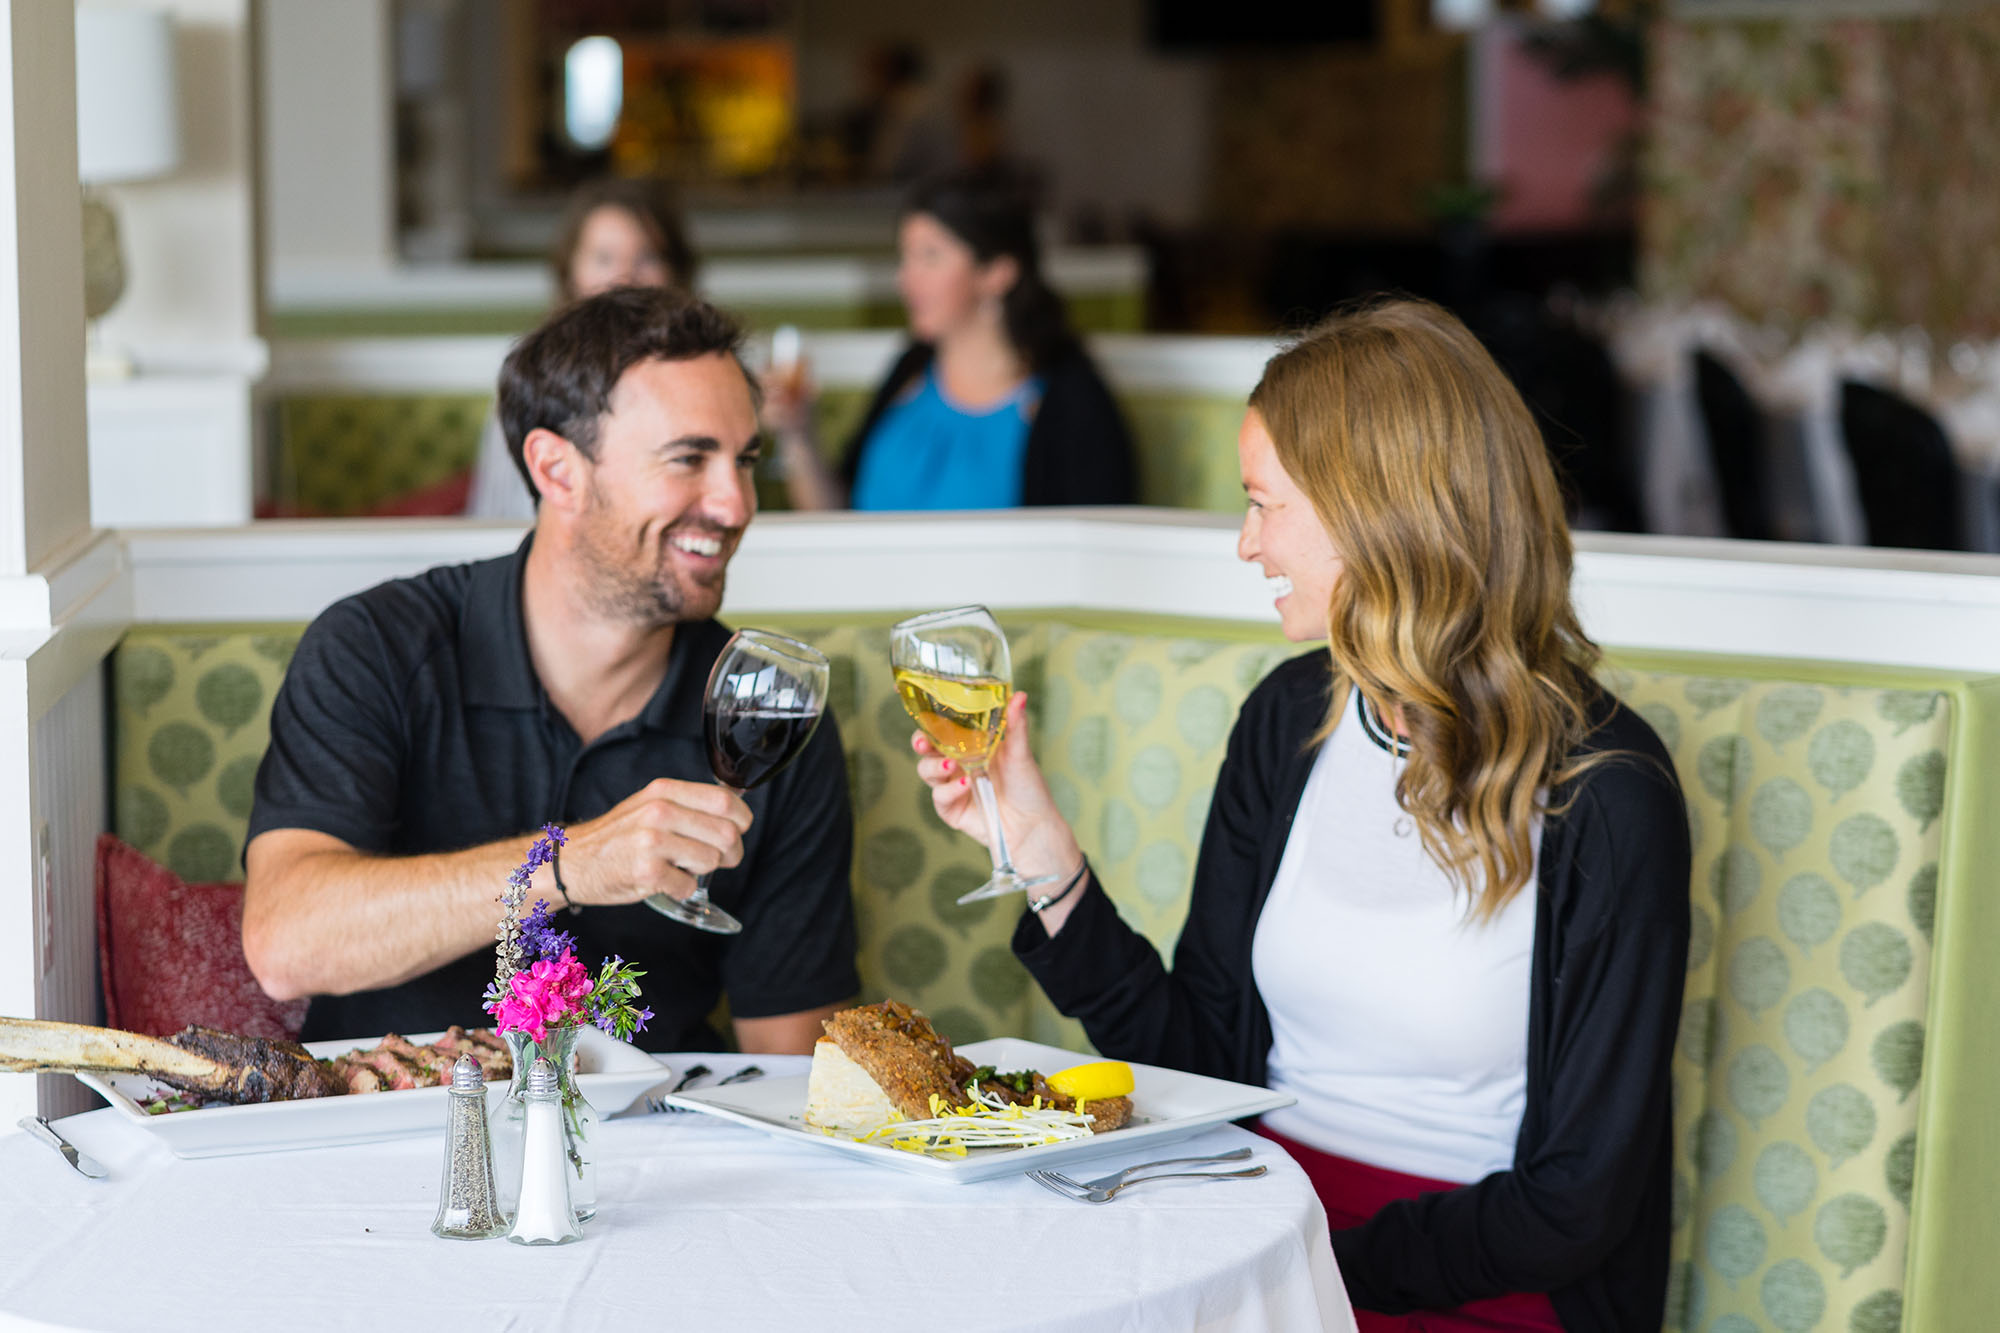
[
  {"left": 1641, "top": 12, "right": 2000, "bottom": 340},
  {"left": 1875, "top": 11, "right": 2000, "bottom": 339}
]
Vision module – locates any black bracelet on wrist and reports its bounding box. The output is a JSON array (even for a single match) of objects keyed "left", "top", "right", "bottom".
[
  {"left": 551, "top": 844, "right": 580, "bottom": 916},
  {"left": 1029, "top": 857, "right": 1090, "bottom": 914}
]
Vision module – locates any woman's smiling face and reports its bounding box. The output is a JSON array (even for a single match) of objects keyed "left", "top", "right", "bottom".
[{"left": 1237, "top": 408, "right": 1343, "bottom": 643}]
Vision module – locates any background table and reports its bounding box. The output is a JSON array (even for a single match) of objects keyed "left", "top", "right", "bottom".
[{"left": 0, "top": 1055, "right": 1353, "bottom": 1333}]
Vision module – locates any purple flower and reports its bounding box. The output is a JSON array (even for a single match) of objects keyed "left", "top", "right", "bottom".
[
  {"left": 510, "top": 825, "right": 567, "bottom": 889},
  {"left": 519, "top": 899, "right": 577, "bottom": 964}
]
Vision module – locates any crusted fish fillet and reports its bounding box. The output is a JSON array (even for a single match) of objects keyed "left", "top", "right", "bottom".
[
  {"left": 821, "top": 1000, "right": 966, "bottom": 1120},
  {"left": 802, "top": 1038, "right": 903, "bottom": 1133},
  {"left": 819, "top": 999, "right": 1134, "bottom": 1132}
]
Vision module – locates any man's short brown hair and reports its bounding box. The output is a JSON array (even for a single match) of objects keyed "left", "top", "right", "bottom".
[{"left": 498, "top": 287, "right": 752, "bottom": 502}]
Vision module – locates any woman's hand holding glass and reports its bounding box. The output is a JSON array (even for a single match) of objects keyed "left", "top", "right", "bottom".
[
  {"left": 893, "top": 607, "right": 1065, "bottom": 903},
  {"left": 911, "top": 690, "right": 1086, "bottom": 928}
]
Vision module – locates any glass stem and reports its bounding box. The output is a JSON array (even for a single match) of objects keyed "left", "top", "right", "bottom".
[
  {"left": 971, "top": 772, "right": 1020, "bottom": 876},
  {"left": 683, "top": 783, "right": 738, "bottom": 907}
]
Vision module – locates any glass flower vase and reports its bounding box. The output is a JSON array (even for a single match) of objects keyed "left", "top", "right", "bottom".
[{"left": 493, "top": 1025, "right": 598, "bottom": 1224}]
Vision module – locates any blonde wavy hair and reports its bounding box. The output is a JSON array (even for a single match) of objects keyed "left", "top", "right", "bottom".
[{"left": 1248, "top": 297, "right": 1606, "bottom": 921}]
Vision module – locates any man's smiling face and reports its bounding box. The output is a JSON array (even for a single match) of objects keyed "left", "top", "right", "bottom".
[{"left": 569, "top": 351, "right": 761, "bottom": 628}]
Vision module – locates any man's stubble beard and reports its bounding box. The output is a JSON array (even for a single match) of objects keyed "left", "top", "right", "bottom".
[{"left": 574, "top": 479, "right": 728, "bottom": 629}]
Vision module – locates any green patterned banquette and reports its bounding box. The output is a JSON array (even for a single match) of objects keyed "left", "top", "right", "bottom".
[
  {"left": 269, "top": 386, "right": 1250, "bottom": 518},
  {"left": 109, "top": 614, "right": 1999, "bottom": 1332}
]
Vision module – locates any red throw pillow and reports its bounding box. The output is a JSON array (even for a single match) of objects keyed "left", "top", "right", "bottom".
[{"left": 94, "top": 833, "right": 308, "bottom": 1040}]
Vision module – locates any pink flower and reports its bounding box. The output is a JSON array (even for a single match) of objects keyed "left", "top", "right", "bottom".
[{"left": 485, "top": 951, "right": 595, "bottom": 1043}]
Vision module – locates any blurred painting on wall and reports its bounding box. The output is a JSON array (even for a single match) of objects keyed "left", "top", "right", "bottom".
[{"left": 609, "top": 37, "right": 795, "bottom": 181}]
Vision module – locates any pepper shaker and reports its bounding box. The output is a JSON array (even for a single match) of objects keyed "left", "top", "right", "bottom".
[
  {"left": 506, "top": 1057, "right": 583, "bottom": 1246},
  {"left": 431, "top": 1054, "right": 506, "bottom": 1240}
]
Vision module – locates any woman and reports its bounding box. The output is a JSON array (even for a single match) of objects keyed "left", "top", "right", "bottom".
[
  {"left": 464, "top": 178, "right": 697, "bottom": 519},
  {"left": 912, "top": 299, "right": 1690, "bottom": 1331},
  {"left": 767, "top": 170, "right": 1135, "bottom": 512}
]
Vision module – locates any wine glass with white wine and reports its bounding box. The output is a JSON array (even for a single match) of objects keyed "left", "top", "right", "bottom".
[
  {"left": 646, "top": 628, "right": 829, "bottom": 934},
  {"left": 890, "top": 606, "right": 1057, "bottom": 904}
]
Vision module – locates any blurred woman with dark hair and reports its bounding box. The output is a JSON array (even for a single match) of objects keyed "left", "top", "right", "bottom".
[
  {"left": 767, "top": 170, "right": 1135, "bottom": 512},
  {"left": 465, "top": 178, "right": 698, "bottom": 519}
]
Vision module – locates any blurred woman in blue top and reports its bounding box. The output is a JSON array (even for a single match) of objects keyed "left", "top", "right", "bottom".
[{"left": 768, "top": 171, "right": 1136, "bottom": 511}]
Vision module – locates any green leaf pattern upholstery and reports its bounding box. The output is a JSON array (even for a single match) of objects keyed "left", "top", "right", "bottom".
[
  {"left": 1604, "top": 667, "right": 1945, "bottom": 1333},
  {"left": 1124, "top": 393, "right": 1254, "bottom": 512},
  {"left": 112, "top": 628, "right": 301, "bottom": 885},
  {"left": 272, "top": 395, "right": 489, "bottom": 516},
  {"left": 111, "top": 622, "right": 1956, "bottom": 1330},
  {"left": 273, "top": 385, "right": 1250, "bottom": 518}
]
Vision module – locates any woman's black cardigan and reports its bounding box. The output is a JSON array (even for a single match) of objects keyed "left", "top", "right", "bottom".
[
  {"left": 1013, "top": 652, "right": 1691, "bottom": 1331},
  {"left": 837, "top": 342, "right": 1137, "bottom": 506}
]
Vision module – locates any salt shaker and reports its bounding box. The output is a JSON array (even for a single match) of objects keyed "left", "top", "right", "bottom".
[
  {"left": 431, "top": 1054, "right": 506, "bottom": 1240},
  {"left": 506, "top": 1057, "right": 583, "bottom": 1246}
]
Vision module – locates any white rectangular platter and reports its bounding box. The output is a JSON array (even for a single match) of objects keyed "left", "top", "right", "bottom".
[
  {"left": 663, "top": 1036, "right": 1292, "bottom": 1185},
  {"left": 77, "top": 1028, "right": 670, "bottom": 1159}
]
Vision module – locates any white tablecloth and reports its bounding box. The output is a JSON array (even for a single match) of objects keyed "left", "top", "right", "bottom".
[{"left": 0, "top": 1055, "right": 1352, "bottom": 1333}]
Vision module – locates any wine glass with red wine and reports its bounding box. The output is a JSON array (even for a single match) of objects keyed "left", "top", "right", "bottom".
[{"left": 644, "top": 628, "right": 829, "bottom": 935}]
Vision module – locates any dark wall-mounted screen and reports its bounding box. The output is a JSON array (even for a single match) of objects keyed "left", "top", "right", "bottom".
[{"left": 1147, "top": 1, "right": 1380, "bottom": 51}]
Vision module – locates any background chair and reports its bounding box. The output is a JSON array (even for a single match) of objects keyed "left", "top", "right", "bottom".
[
  {"left": 1838, "top": 380, "right": 1966, "bottom": 551},
  {"left": 1521, "top": 316, "right": 1644, "bottom": 532},
  {"left": 1693, "top": 348, "right": 1776, "bottom": 541}
]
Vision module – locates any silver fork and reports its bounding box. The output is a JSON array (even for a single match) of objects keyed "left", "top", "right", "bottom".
[
  {"left": 1030, "top": 1165, "right": 1267, "bottom": 1204},
  {"left": 1062, "top": 1145, "right": 1254, "bottom": 1192}
]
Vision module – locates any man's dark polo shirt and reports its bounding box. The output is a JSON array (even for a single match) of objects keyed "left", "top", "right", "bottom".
[{"left": 247, "top": 537, "right": 859, "bottom": 1051}]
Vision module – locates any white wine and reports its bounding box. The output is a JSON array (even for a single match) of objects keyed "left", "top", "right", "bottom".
[{"left": 893, "top": 667, "right": 1009, "bottom": 766}]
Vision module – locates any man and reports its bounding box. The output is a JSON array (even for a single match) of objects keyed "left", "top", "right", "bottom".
[{"left": 242, "top": 289, "right": 857, "bottom": 1054}]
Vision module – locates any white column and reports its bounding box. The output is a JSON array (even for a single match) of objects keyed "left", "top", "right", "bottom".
[
  {"left": 0, "top": 6, "right": 88, "bottom": 575},
  {"left": 0, "top": 1, "right": 127, "bottom": 1122}
]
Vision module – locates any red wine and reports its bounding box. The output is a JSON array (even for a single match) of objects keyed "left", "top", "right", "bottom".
[{"left": 706, "top": 707, "right": 822, "bottom": 790}]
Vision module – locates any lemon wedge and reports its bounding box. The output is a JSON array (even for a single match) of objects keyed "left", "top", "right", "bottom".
[{"left": 1046, "top": 1060, "right": 1134, "bottom": 1101}]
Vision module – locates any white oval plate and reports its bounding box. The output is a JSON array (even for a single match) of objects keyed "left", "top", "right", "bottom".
[{"left": 77, "top": 1028, "right": 669, "bottom": 1159}]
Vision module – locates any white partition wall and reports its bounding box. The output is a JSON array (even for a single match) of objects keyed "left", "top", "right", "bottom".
[{"left": 121, "top": 514, "right": 2000, "bottom": 675}]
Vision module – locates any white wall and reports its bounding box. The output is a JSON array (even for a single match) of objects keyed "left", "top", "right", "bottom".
[
  {"left": 257, "top": 0, "right": 395, "bottom": 274},
  {"left": 119, "top": 515, "right": 2000, "bottom": 676},
  {"left": 91, "top": 0, "right": 262, "bottom": 369}
]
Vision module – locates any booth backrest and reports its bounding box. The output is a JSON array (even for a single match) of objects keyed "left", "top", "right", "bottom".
[
  {"left": 272, "top": 395, "right": 490, "bottom": 517},
  {"left": 268, "top": 387, "right": 1251, "bottom": 517},
  {"left": 109, "top": 617, "right": 1992, "bottom": 1332}
]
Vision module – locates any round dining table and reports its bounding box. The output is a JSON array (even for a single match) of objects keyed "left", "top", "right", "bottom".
[{"left": 0, "top": 1054, "right": 1354, "bottom": 1333}]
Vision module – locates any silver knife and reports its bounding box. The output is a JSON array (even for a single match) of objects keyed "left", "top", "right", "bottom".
[{"left": 18, "top": 1116, "right": 108, "bottom": 1179}]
